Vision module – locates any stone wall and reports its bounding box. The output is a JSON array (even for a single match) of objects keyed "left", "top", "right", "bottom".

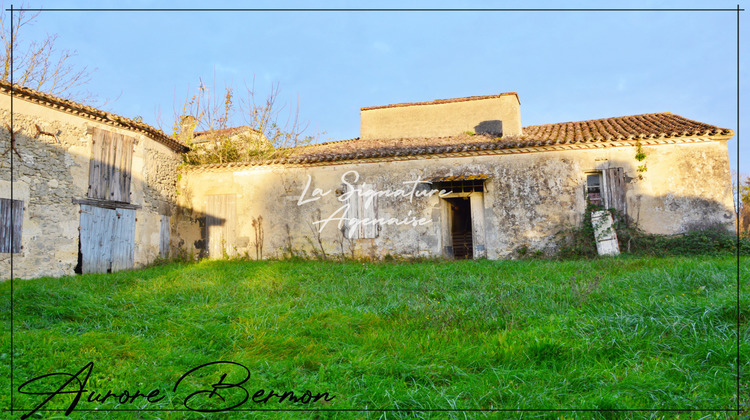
[
  {"left": 176, "top": 138, "right": 735, "bottom": 260},
  {"left": 2, "top": 85, "right": 733, "bottom": 278},
  {"left": 0, "top": 94, "right": 182, "bottom": 279}
]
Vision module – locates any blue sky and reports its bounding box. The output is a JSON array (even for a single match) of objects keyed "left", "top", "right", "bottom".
[{"left": 15, "top": 0, "right": 748, "bottom": 175}]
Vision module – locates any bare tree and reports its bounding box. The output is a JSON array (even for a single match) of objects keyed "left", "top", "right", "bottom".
[
  {"left": 242, "top": 78, "right": 313, "bottom": 150},
  {"left": 175, "top": 76, "right": 318, "bottom": 165},
  {"left": 0, "top": 4, "right": 95, "bottom": 101},
  {"left": 175, "top": 79, "right": 250, "bottom": 165},
  {"left": 172, "top": 76, "right": 233, "bottom": 136}
]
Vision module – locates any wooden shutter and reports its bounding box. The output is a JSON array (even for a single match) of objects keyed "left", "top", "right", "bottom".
[
  {"left": 345, "top": 186, "right": 360, "bottom": 239},
  {"left": 119, "top": 136, "right": 134, "bottom": 202},
  {"left": 88, "top": 129, "right": 105, "bottom": 199},
  {"left": 604, "top": 167, "right": 627, "bottom": 220},
  {"left": 108, "top": 132, "right": 121, "bottom": 201},
  {"left": 100, "top": 131, "right": 113, "bottom": 199},
  {"left": 591, "top": 210, "right": 620, "bottom": 256},
  {"left": 361, "top": 183, "right": 378, "bottom": 239},
  {"left": 88, "top": 128, "right": 134, "bottom": 203},
  {"left": 206, "top": 194, "right": 236, "bottom": 258},
  {"left": 344, "top": 184, "right": 378, "bottom": 239},
  {"left": 160, "top": 215, "right": 170, "bottom": 258},
  {"left": 0, "top": 198, "right": 23, "bottom": 253}
]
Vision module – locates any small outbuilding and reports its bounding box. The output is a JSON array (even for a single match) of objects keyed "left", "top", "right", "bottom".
[{"left": 0, "top": 82, "right": 187, "bottom": 279}]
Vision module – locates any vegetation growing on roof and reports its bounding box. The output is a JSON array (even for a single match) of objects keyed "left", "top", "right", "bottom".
[{"left": 176, "top": 78, "right": 320, "bottom": 165}]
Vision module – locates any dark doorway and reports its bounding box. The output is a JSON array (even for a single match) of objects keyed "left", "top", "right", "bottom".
[{"left": 446, "top": 197, "right": 473, "bottom": 259}]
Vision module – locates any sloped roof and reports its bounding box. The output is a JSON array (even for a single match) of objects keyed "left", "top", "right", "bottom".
[
  {"left": 522, "top": 112, "right": 733, "bottom": 143},
  {"left": 186, "top": 112, "right": 733, "bottom": 170},
  {"left": 361, "top": 92, "right": 520, "bottom": 110},
  {"left": 0, "top": 81, "right": 189, "bottom": 152}
]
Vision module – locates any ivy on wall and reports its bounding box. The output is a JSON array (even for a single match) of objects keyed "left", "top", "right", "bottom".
[{"left": 635, "top": 141, "right": 647, "bottom": 179}]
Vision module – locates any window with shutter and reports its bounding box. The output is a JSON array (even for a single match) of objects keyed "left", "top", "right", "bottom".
[
  {"left": 585, "top": 168, "right": 627, "bottom": 221},
  {"left": 345, "top": 183, "right": 378, "bottom": 239},
  {"left": 585, "top": 172, "right": 604, "bottom": 207},
  {"left": 0, "top": 198, "right": 23, "bottom": 253}
]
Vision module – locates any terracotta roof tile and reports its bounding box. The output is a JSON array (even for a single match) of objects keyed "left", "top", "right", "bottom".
[
  {"left": 522, "top": 112, "right": 732, "bottom": 143},
  {"left": 0, "top": 81, "right": 189, "bottom": 152},
  {"left": 185, "top": 112, "right": 733, "bottom": 170}
]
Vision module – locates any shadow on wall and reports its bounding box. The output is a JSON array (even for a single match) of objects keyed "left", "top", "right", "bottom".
[
  {"left": 629, "top": 193, "right": 735, "bottom": 234},
  {"left": 0, "top": 118, "right": 186, "bottom": 277},
  {"left": 474, "top": 120, "right": 503, "bottom": 136},
  {"left": 170, "top": 204, "right": 231, "bottom": 259}
]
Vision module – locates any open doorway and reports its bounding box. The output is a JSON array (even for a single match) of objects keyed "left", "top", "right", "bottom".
[
  {"left": 446, "top": 197, "right": 473, "bottom": 259},
  {"left": 430, "top": 175, "right": 488, "bottom": 259}
]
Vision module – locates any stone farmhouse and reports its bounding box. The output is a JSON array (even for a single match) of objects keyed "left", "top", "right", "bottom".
[
  {"left": 0, "top": 83, "right": 736, "bottom": 278},
  {"left": 0, "top": 81, "right": 187, "bottom": 279}
]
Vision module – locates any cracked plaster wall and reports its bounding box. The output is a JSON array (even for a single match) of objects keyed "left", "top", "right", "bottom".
[{"left": 176, "top": 139, "right": 734, "bottom": 260}]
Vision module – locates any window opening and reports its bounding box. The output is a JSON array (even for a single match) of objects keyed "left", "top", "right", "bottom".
[{"left": 585, "top": 173, "right": 603, "bottom": 207}]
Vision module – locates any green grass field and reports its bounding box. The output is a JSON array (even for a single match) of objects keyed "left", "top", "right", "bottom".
[{"left": 1, "top": 256, "right": 747, "bottom": 419}]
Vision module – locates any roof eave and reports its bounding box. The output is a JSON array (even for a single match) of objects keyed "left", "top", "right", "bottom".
[{"left": 0, "top": 81, "right": 189, "bottom": 153}]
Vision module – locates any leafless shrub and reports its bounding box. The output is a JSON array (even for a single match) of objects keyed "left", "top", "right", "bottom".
[{"left": 1, "top": 3, "right": 98, "bottom": 103}]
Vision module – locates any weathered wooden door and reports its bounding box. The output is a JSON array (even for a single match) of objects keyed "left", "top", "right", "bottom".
[
  {"left": 80, "top": 204, "right": 135, "bottom": 273},
  {"left": 206, "top": 194, "right": 236, "bottom": 258},
  {"left": 160, "top": 215, "right": 170, "bottom": 258},
  {"left": 604, "top": 167, "right": 627, "bottom": 221}
]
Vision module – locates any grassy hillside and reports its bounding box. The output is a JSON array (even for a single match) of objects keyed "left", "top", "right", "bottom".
[{"left": 1, "top": 256, "right": 747, "bottom": 419}]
